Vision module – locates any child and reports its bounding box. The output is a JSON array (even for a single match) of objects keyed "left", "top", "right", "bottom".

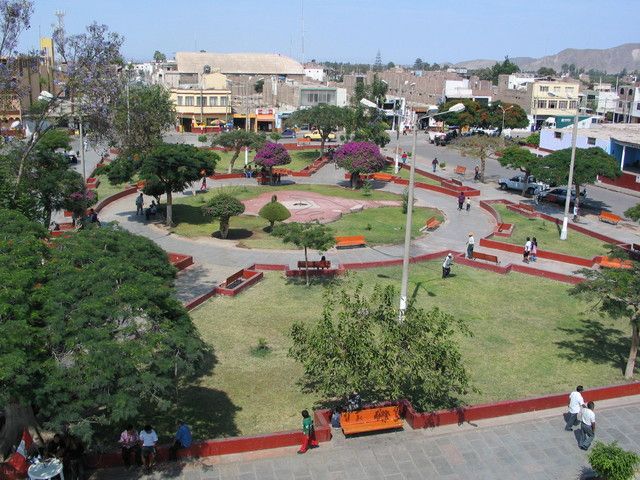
[
  {"left": 297, "top": 410, "right": 319, "bottom": 454},
  {"left": 465, "top": 197, "right": 471, "bottom": 212}
]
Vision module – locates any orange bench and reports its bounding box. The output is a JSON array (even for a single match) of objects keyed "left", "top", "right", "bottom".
[
  {"left": 472, "top": 251, "right": 499, "bottom": 264},
  {"left": 341, "top": 406, "right": 403, "bottom": 435},
  {"left": 335, "top": 235, "right": 366, "bottom": 248},
  {"left": 497, "top": 223, "right": 512, "bottom": 233},
  {"left": 599, "top": 211, "right": 622, "bottom": 225},
  {"left": 598, "top": 256, "right": 633, "bottom": 269},
  {"left": 372, "top": 172, "right": 396, "bottom": 182},
  {"left": 297, "top": 138, "right": 311, "bottom": 145},
  {"left": 454, "top": 165, "right": 466, "bottom": 176},
  {"left": 297, "top": 260, "right": 331, "bottom": 270},
  {"left": 425, "top": 216, "right": 441, "bottom": 230}
]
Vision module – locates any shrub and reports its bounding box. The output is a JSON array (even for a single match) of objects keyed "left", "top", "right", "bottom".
[
  {"left": 254, "top": 142, "right": 291, "bottom": 169},
  {"left": 439, "top": 161, "right": 446, "bottom": 169},
  {"left": 202, "top": 193, "right": 245, "bottom": 239},
  {"left": 259, "top": 200, "right": 291, "bottom": 229},
  {"left": 334, "top": 141, "right": 386, "bottom": 174},
  {"left": 588, "top": 441, "right": 640, "bottom": 480},
  {"left": 250, "top": 338, "right": 271, "bottom": 358},
  {"left": 197, "top": 134, "right": 208, "bottom": 143}
]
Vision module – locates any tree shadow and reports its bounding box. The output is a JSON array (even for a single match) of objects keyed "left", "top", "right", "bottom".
[
  {"left": 555, "top": 318, "right": 629, "bottom": 375},
  {"left": 174, "top": 265, "right": 219, "bottom": 304},
  {"left": 284, "top": 275, "right": 343, "bottom": 288},
  {"left": 175, "top": 386, "right": 241, "bottom": 440},
  {"left": 211, "top": 229, "right": 253, "bottom": 240},
  {"left": 170, "top": 204, "right": 209, "bottom": 225}
]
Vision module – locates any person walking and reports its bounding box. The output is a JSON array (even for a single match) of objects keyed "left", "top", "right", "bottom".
[
  {"left": 573, "top": 204, "right": 579, "bottom": 222},
  {"left": 465, "top": 197, "right": 471, "bottom": 213},
  {"left": 466, "top": 233, "right": 475, "bottom": 259},
  {"left": 442, "top": 253, "right": 454, "bottom": 278},
  {"left": 474, "top": 165, "right": 480, "bottom": 181},
  {"left": 530, "top": 237, "right": 538, "bottom": 262},
  {"left": 139, "top": 424, "right": 158, "bottom": 473},
  {"left": 169, "top": 420, "right": 192, "bottom": 461},
  {"left": 432, "top": 158, "right": 438, "bottom": 173},
  {"left": 579, "top": 402, "right": 596, "bottom": 450},
  {"left": 135, "top": 193, "right": 144, "bottom": 216},
  {"left": 297, "top": 410, "right": 319, "bottom": 454},
  {"left": 523, "top": 237, "right": 532, "bottom": 263},
  {"left": 119, "top": 425, "right": 142, "bottom": 469},
  {"left": 565, "top": 385, "right": 585, "bottom": 431},
  {"left": 457, "top": 192, "right": 466, "bottom": 211},
  {"left": 401, "top": 151, "right": 408, "bottom": 164}
]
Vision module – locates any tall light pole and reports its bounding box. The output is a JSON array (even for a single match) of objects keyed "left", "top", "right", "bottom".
[
  {"left": 399, "top": 103, "right": 465, "bottom": 320},
  {"left": 549, "top": 91, "right": 579, "bottom": 240},
  {"left": 498, "top": 104, "right": 514, "bottom": 133}
]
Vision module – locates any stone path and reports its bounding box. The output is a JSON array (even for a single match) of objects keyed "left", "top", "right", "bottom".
[{"left": 89, "top": 396, "right": 640, "bottom": 480}]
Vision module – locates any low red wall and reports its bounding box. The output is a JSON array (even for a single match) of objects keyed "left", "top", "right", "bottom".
[
  {"left": 455, "top": 255, "right": 510, "bottom": 274},
  {"left": 479, "top": 237, "right": 595, "bottom": 267},
  {"left": 215, "top": 270, "right": 263, "bottom": 296},
  {"left": 510, "top": 264, "right": 584, "bottom": 284},
  {"left": 599, "top": 172, "right": 640, "bottom": 193},
  {"left": 167, "top": 253, "right": 194, "bottom": 271},
  {"left": 94, "top": 186, "right": 138, "bottom": 214},
  {"left": 184, "top": 289, "right": 217, "bottom": 311}
]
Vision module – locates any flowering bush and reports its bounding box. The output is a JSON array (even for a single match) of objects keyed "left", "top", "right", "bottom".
[
  {"left": 65, "top": 189, "right": 98, "bottom": 217},
  {"left": 254, "top": 142, "right": 291, "bottom": 168},
  {"left": 335, "top": 141, "right": 386, "bottom": 174}
]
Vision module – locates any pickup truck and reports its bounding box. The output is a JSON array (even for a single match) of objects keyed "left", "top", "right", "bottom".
[
  {"left": 303, "top": 129, "right": 336, "bottom": 141},
  {"left": 498, "top": 175, "right": 549, "bottom": 195}
]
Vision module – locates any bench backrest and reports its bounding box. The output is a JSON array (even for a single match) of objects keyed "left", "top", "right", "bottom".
[
  {"left": 454, "top": 166, "right": 466, "bottom": 173},
  {"left": 336, "top": 235, "right": 365, "bottom": 243},
  {"left": 600, "top": 211, "right": 620, "bottom": 220},
  {"left": 225, "top": 269, "right": 244, "bottom": 286},
  {"left": 474, "top": 252, "right": 499, "bottom": 263},
  {"left": 297, "top": 261, "right": 331, "bottom": 268},
  {"left": 341, "top": 406, "right": 400, "bottom": 425}
]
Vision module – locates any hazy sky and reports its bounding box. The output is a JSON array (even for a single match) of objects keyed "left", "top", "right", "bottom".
[{"left": 19, "top": 0, "right": 640, "bottom": 64}]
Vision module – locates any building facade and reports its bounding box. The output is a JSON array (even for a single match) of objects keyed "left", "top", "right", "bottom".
[{"left": 529, "top": 79, "right": 580, "bottom": 128}]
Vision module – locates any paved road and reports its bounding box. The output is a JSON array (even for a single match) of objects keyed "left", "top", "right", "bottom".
[{"left": 89, "top": 396, "right": 640, "bottom": 480}]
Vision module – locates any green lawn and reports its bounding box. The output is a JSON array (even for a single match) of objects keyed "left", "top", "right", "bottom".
[
  {"left": 381, "top": 163, "right": 441, "bottom": 186},
  {"left": 493, "top": 204, "right": 611, "bottom": 258},
  {"left": 212, "top": 149, "right": 321, "bottom": 173},
  {"left": 186, "top": 264, "right": 628, "bottom": 437},
  {"left": 170, "top": 186, "right": 440, "bottom": 247},
  {"left": 94, "top": 174, "right": 131, "bottom": 203}
]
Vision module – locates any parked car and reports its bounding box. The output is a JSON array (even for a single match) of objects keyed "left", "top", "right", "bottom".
[
  {"left": 303, "top": 129, "right": 336, "bottom": 141},
  {"left": 281, "top": 128, "right": 296, "bottom": 139},
  {"left": 537, "top": 187, "right": 587, "bottom": 204},
  {"left": 498, "top": 175, "right": 549, "bottom": 195}
]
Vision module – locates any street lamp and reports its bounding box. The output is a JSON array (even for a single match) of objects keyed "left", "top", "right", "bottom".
[
  {"left": 497, "top": 104, "right": 514, "bottom": 133},
  {"left": 399, "top": 102, "right": 465, "bottom": 320}
]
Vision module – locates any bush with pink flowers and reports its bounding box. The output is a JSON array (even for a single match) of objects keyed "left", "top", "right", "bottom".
[
  {"left": 254, "top": 142, "right": 291, "bottom": 169},
  {"left": 334, "top": 141, "right": 386, "bottom": 174}
]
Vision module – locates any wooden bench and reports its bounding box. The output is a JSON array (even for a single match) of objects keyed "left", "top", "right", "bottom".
[
  {"left": 297, "top": 260, "right": 331, "bottom": 270},
  {"left": 497, "top": 223, "right": 512, "bottom": 233},
  {"left": 454, "top": 165, "right": 466, "bottom": 176},
  {"left": 599, "top": 211, "right": 622, "bottom": 225},
  {"left": 224, "top": 270, "right": 245, "bottom": 289},
  {"left": 424, "top": 216, "right": 441, "bottom": 231},
  {"left": 472, "top": 251, "right": 499, "bottom": 264},
  {"left": 372, "top": 172, "right": 396, "bottom": 182},
  {"left": 598, "top": 256, "right": 633, "bottom": 269},
  {"left": 341, "top": 406, "right": 403, "bottom": 435},
  {"left": 297, "top": 138, "right": 311, "bottom": 146},
  {"left": 518, "top": 203, "right": 535, "bottom": 213},
  {"left": 335, "top": 235, "right": 366, "bottom": 249}
]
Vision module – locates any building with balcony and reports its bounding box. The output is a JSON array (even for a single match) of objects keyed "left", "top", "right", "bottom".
[
  {"left": 530, "top": 79, "right": 580, "bottom": 128},
  {"left": 614, "top": 83, "right": 640, "bottom": 123}
]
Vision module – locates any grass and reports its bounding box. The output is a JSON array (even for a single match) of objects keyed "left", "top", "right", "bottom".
[
  {"left": 186, "top": 263, "right": 628, "bottom": 437},
  {"left": 212, "top": 149, "right": 321, "bottom": 173},
  {"left": 493, "top": 204, "right": 611, "bottom": 259},
  {"left": 381, "top": 163, "right": 441, "bottom": 186},
  {"left": 170, "top": 186, "right": 441, "bottom": 247},
  {"left": 94, "top": 174, "right": 131, "bottom": 203}
]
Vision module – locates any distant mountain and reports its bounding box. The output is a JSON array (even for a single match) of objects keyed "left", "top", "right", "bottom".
[{"left": 454, "top": 43, "right": 640, "bottom": 73}]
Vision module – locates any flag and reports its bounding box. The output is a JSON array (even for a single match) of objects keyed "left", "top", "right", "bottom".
[{"left": 6, "top": 428, "right": 33, "bottom": 475}]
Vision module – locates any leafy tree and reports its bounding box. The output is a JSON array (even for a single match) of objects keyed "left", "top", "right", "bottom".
[
  {"left": 63, "top": 188, "right": 97, "bottom": 226},
  {"left": 624, "top": 204, "right": 640, "bottom": 222},
  {"left": 571, "top": 253, "right": 640, "bottom": 379},
  {"left": 212, "top": 130, "right": 265, "bottom": 173},
  {"left": 289, "top": 282, "right": 472, "bottom": 409},
  {"left": 254, "top": 79, "right": 264, "bottom": 93},
  {"left": 413, "top": 58, "right": 424, "bottom": 70},
  {"left": 153, "top": 50, "right": 167, "bottom": 62},
  {"left": 269, "top": 132, "right": 282, "bottom": 143},
  {"left": 489, "top": 56, "right": 520, "bottom": 84},
  {"left": 334, "top": 141, "right": 387, "bottom": 188},
  {"left": 537, "top": 67, "right": 557, "bottom": 77},
  {"left": 272, "top": 221, "right": 334, "bottom": 286},
  {"left": 521, "top": 132, "right": 540, "bottom": 146},
  {"left": 488, "top": 102, "right": 528, "bottom": 129},
  {"left": 253, "top": 142, "right": 291, "bottom": 184},
  {"left": 452, "top": 135, "right": 505, "bottom": 182},
  {"left": 588, "top": 441, "right": 640, "bottom": 480},
  {"left": 497, "top": 146, "right": 539, "bottom": 195},
  {"left": 352, "top": 81, "right": 368, "bottom": 105},
  {"left": 386, "top": 61, "right": 395, "bottom": 69},
  {"left": 202, "top": 193, "right": 245, "bottom": 239},
  {"left": 111, "top": 84, "right": 176, "bottom": 158},
  {"left": 369, "top": 74, "right": 388, "bottom": 107},
  {"left": 258, "top": 196, "right": 291, "bottom": 230},
  {"left": 286, "top": 104, "right": 346, "bottom": 153},
  {"left": 531, "top": 147, "right": 620, "bottom": 211},
  {"left": 137, "top": 143, "right": 217, "bottom": 226},
  {"left": 438, "top": 99, "right": 485, "bottom": 127}
]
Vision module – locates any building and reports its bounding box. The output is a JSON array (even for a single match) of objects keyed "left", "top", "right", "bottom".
[
  {"left": 529, "top": 79, "right": 581, "bottom": 128},
  {"left": 303, "top": 63, "right": 325, "bottom": 82},
  {"left": 444, "top": 78, "right": 492, "bottom": 104},
  {"left": 614, "top": 83, "right": 640, "bottom": 123}
]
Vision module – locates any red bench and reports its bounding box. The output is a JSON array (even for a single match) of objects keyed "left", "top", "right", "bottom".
[
  {"left": 472, "top": 252, "right": 499, "bottom": 264},
  {"left": 454, "top": 165, "right": 466, "bottom": 176},
  {"left": 336, "top": 235, "right": 366, "bottom": 248},
  {"left": 341, "top": 406, "right": 403, "bottom": 435},
  {"left": 372, "top": 172, "right": 397, "bottom": 182},
  {"left": 297, "top": 260, "right": 331, "bottom": 270},
  {"left": 599, "top": 211, "right": 622, "bottom": 225},
  {"left": 598, "top": 256, "right": 633, "bottom": 269},
  {"left": 425, "top": 216, "right": 441, "bottom": 230}
]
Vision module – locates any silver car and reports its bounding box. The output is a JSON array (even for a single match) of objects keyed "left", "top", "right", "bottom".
[{"left": 537, "top": 187, "right": 587, "bottom": 204}]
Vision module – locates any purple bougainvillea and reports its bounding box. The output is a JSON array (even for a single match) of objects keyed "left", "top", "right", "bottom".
[
  {"left": 334, "top": 141, "right": 386, "bottom": 174},
  {"left": 254, "top": 142, "right": 291, "bottom": 168}
]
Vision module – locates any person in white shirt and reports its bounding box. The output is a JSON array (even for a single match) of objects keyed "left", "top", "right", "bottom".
[
  {"left": 565, "top": 385, "right": 585, "bottom": 431},
  {"left": 139, "top": 424, "right": 158, "bottom": 472},
  {"left": 523, "top": 237, "right": 532, "bottom": 263},
  {"left": 442, "top": 253, "right": 454, "bottom": 278},
  {"left": 466, "top": 233, "right": 475, "bottom": 259},
  {"left": 579, "top": 402, "right": 596, "bottom": 450}
]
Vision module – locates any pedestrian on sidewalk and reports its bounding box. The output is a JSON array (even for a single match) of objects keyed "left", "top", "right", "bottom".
[
  {"left": 523, "top": 237, "right": 532, "bottom": 263},
  {"left": 474, "top": 165, "right": 480, "bottom": 181},
  {"left": 579, "top": 402, "right": 596, "bottom": 450},
  {"left": 297, "top": 410, "right": 319, "bottom": 454},
  {"left": 135, "top": 193, "right": 144, "bottom": 216},
  {"left": 200, "top": 169, "right": 207, "bottom": 191},
  {"left": 401, "top": 151, "right": 408, "bottom": 164},
  {"left": 465, "top": 197, "right": 471, "bottom": 212},
  {"left": 432, "top": 158, "right": 438, "bottom": 173},
  {"left": 442, "top": 253, "right": 454, "bottom": 278},
  {"left": 530, "top": 237, "right": 538, "bottom": 261},
  {"left": 565, "top": 385, "right": 585, "bottom": 431},
  {"left": 573, "top": 204, "right": 579, "bottom": 222},
  {"left": 466, "top": 233, "right": 475, "bottom": 259},
  {"left": 457, "top": 192, "right": 466, "bottom": 211}
]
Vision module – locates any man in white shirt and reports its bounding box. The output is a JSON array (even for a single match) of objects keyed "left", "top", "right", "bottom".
[
  {"left": 466, "top": 233, "right": 475, "bottom": 259},
  {"left": 579, "top": 402, "right": 596, "bottom": 450},
  {"left": 139, "top": 424, "right": 158, "bottom": 472},
  {"left": 442, "top": 253, "right": 454, "bottom": 278},
  {"left": 565, "top": 385, "right": 585, "bottom": 431},
  {"left": 523, "top": 237, "right": 532, "bottom": 263}
]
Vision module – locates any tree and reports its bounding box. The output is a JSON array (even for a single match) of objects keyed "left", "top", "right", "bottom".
[
  {"left": 373, "top": 49, "right": 382, "bottom": 72},
  {"left": 488, "top": 102, "right": 528, "bottom": 130},
  {"left": 334, "top": 141, "right": 387, "bottom": 188},
  {"left": 140, "top": 143, "right": 217, "bottom": 226},
  {"left": 439, "top": 99, "right": 527, "bottom": 130},
  {"left": 488, "top": 56, "right": 520, "bottom": 84},
  {"left": 531, "top": 147, "right": 620, "bottom": 212},
  {"left": 286, "top": 104, "right": 346, "bottom": 153},
  {"left": 571, "top": 253, "right": 640, "bottom": 379},
  {"left": 497, "top": 146, "right": 539, "bottom": 195},
  {"left": 624, "top": 204, "right": 640, "bottom": 222},
  {"left": 212, "top": 130, "right": 265, "bottom": 173},
  {"left": 537, "top": 67, "right": 557, "bottom": 77},
  {"left": 452, "top": 135, "right": 505, "bottom": 182},
  {"left": 413, "top": 58, "right": 424, "bottom": 70},
  {"left": 253, "top": 142, "right": 291, "bottom": 184},
  {"left": 272, "top": 221, "right": 334, "bottom": 286},
  {"left": 386, "top": 61, "right": 395, "bottom": 69},
  {"left": 202, "top": 193, "right": 245, "bottom": 239},
  {"left": 254, "top": 79, "right": 264, "bottom": 93},
  {"left": 153, "top": 50, "right": 166, "bottom": 62},
  {"left": 369, "top": 74, "right": 388, "bottom": 108},
  {"left": 289, "top": 282, "right": 472, "bottom": 409},
  {"left": 521, "top": 132, "right": 540, "bottom": 146},
  {"left": 258, "top": 196, "right": 291, "bottom": 230},
  {"left": 111, "top": 84, "right": 176, "bottom": 158},
  {"left": 269, "top": 132, "right": 282, "bottom": 143}
]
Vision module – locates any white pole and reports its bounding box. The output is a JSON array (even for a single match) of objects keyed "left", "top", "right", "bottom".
[
  {"left": 560, "top": 105, "right": 579, "bottom": 240},
  {"left": 79, "top": 116, "right": 86, "bottom": 182}
]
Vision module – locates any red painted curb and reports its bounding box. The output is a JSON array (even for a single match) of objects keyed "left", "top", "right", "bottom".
[{"left": 167, "top": 253, "right": 194, "bottom": 271}]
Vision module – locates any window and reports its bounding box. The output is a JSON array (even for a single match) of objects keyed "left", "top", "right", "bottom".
[
  {"left": 629, "top": 88, "right": 633, "bottom": 95},
  {"left": 554, "top": 132, "right": 562, "bottom": 139},
  {"left": 177, "top": 96, "right": 183, "bottom": 106},
  {"left": 548, "top": 100, "right": 557, "bottom": 109},
  {"left": 619, "top": 102, "right": 623, "bottom": 108},
  {"left": 569, "top": 100, "right": 578, "bottom": 109},
  {"left": 209, "top": 96, "right": 218, "bottom": 106},
  {"left": 587, "top": 137, "right": 596, "bottom": 145},
  {"left": 558, "top": 100, "right": 568, "bottom": 109},
  {"left": 620, "top": 88, "right": 625, "bottom": 95},
  {"left": 539, "top": 86, "right": 549, "bottom": 92},
  {"left": 185, "top": 96, "right": 194, "bottom": 106},
  {"left": 565, "top": 87, "right": 574, "bottom": 94},
  {"left": 220, "top": 96, "right": 228, "bottom": 106},
  {"left": 637, "top": 103, "right": 640, "bottom": 110},
  {"left": 537, "top": 100, "right": 547, "bottom": 109},
  {"left": 195, "top": 96, "right": 206, "bottom": 106},
  {"left": 553, "top": 86, "right": 561, "bottom": 93}
]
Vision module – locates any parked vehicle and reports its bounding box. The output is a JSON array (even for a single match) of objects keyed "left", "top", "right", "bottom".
[
  {"left": 281, "top": 128, "right": 296, "bottom": 139},
  {"left": 498, "top": 175, "right": 549, "bottom": 195},
  {"left": 303, "top": 129, "right": 336, "bottom": 141},
  {"left": 537, "top": 187, "right": 587, "bottom": 204}
]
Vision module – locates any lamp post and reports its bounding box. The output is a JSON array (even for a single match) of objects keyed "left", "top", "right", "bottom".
[
  {"left": 399, "top": 102, "right": 465, "bottom": 320},
  {"left": 498, "top": 104, "right": 514, "bottom": 134},
  {"left": 548, "top": 91, "right": 579, "bottom": 240}
]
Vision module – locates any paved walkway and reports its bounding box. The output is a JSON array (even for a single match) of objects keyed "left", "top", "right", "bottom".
[{"left": 89, "top": 396, "right": 640, "bottom": 480}]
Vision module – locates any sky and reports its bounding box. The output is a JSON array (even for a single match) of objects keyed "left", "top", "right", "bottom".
[{"left": 19, "top": 0, "right": 640, "bottom": 65}]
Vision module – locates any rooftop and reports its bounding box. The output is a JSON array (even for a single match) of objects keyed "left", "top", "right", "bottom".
[
  {"left": 556, "top": 123, "right": 640, "bottom": 145},
  {"left": 176, "top": 52, "right": 303, "bottom": 76}
]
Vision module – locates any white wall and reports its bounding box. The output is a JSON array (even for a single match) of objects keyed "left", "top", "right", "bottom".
[
  {"left": 540, "top": 128, "right": 611, "bottom": 153},
  {"left": 336, "top": 88, "right": 347, "bottom": 107},
  {"left": 444, "top": 79, "right": 472, "bottom": 98},
  {"left": 304, "top": 68, "right": 325, "bottom": 82}
]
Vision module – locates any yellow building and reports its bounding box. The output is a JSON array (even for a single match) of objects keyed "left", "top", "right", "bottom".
[
  {"left": 530, "top": 80, "right": 580, "bottom": 127},
  {"left": 170, "top": 72, "right": 232, "bottom": 132}
]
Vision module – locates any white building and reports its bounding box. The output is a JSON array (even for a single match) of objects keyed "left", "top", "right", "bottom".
[
  {"left": 596, "top": 91, "right": 619, "bottom": 115},
  {"left": 506, "top": 74, "right": 536, "bottom": 91},
  {"left": 303, "top": 63, "right": 325, "bottom": 82},
  {"left": 444, "top": 79, "right": 472, "bottom": 99}
]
